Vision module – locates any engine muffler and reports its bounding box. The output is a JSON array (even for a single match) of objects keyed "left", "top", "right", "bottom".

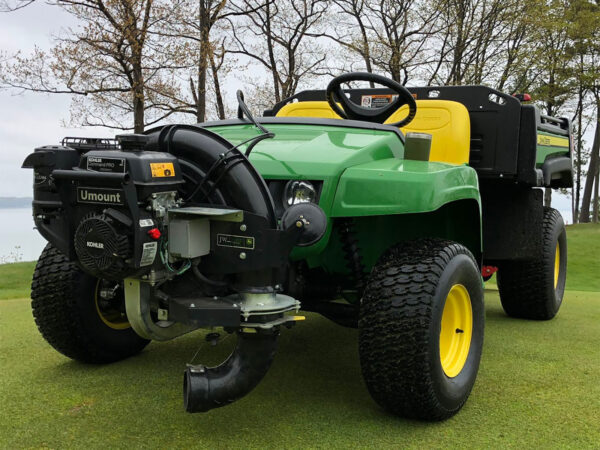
[{"left": 183, "top": 330, "right": 279, "bottom": 412}]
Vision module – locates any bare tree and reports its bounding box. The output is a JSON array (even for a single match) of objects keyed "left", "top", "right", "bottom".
[
  {"left": 227, "top": 0, "right": 328, "bottom": 104},
  {"left": 0, "top": 0, "right": 183, "bottom": 133},
  {"left": 314, "top": 0, "right": 440, "bottom": 85},
  {"left": 156, "top": 0, "right": 259, "bottom": 122},
  {"left": 425, "top": 0, "right": 518, "bottom": 86},
  {"left": 316, "top": 0, "right": 375, "bottom": 84},
  {"left": 0, "top": 0, "right": 33, "bottom": 11},
  {"left": 572, "top": 0, "right": 600, "bottom": 223},
  {"left": 580, "top": 97, "right": 600, "bottom": 222}
]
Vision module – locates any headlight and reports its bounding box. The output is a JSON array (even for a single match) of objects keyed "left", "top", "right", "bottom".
[{"left": 284, "top": 180, "right": 316, "bottom": 206}]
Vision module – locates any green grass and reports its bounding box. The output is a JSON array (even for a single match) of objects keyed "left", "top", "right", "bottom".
[
  {"left": 1, "top": 292, "right": 599, "bottom": 449},
  {"left": 565, "top": 223, "right": 600, "bottom": 291},
  {"left": 0, "top": 261, "right": 35, "bottom": 299},
  {"left": 0, "top": 223, "right": 599, "bottom": 448}
]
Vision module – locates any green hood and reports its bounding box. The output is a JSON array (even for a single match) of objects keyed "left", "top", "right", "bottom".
[{"left": 205, "top": 123, "right": 404, "bottom": 179}]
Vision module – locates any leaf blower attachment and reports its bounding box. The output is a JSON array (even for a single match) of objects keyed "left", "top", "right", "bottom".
[
  {"left": 183, "top": 330, "right": 279, "bottom": 413},
  {"left": 22, "top": 103, "right": 327, "bottom": 414}
]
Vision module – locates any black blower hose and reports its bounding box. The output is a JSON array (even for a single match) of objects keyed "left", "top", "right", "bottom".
[
  {"left": 184, "top": 331, "right": 279, "bottom": 413},
  {"left": 143, "top": 124, "right": 280, "bottom": 412}
]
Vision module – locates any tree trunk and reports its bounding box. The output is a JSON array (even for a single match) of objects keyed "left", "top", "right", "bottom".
[
  {"left": 357, "top": 16, "right": 374, "bottom": 87},
  {"left": 210, "top": 55, "right": 225, "bottom": 120},
  {"left": 593, "top": 167, "right": 599, "bottom": 223},
  {"left": 544, "top": 187, "right": 552, "bottom": 208},
  {"left": 574, "top": 88, "right": 584, "bottom": 224},
  {"left": 196, "top": 62, "right": 207, "bottom": 123},
  {"left": 196, "top": 2, "right": 209, "bottom": 123},
  {"left": 264, "top": 1, "right": 280, "bottom": 102},
  {"left": 132, "top": 65, "right": 145, "bottom": 133},
  {"left": 579, "top": 102, "right": 600, "bottom": 223},
  {"left": 571, "top": 187, "right": 576, "bottom": 225}
]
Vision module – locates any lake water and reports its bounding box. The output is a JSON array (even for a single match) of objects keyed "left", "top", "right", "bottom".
[
  {"left": 0, "top": 207, "right": 573, "bottom": 263},
  {"left": 0, "top": 208, "right": 47, "bottom": 262}
]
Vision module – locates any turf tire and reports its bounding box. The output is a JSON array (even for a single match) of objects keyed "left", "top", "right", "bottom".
[
  {"left": 497, "top": 207, "right": 567, "bottom": 320},
  {"left": 31, "top": 244, "right": 149, "bottom": 363},
  {"left": 359, "top": 239, "right": 484, "bottom": 421}
]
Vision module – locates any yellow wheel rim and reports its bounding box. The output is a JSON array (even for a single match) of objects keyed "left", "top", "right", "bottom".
[
  {"left": 439, "top": 284, "right": 473, "bottom": 378},
  {"left": 554, "top": 244, "right": 560, "bottom": 289},
  {"left": 94, "top": 281, "right": 131, "bottom": 330}
]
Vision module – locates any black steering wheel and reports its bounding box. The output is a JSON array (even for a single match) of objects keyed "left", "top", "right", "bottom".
[{"left": 326, "top": 72, "right": 417, "bottom": 128}]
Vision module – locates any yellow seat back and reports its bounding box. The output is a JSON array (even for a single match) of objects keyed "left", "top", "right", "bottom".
[
  {"left": 277, "top": 101, "right": 342, "bottom": 119},
  {"left": 276, "top": 100, "right": 471, "bottom": 165},
  {"left": 390, "top": 101, "right": 470, "bottom": 165}
]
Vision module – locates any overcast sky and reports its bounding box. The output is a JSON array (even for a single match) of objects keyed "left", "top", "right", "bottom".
[
  {"left": 0, "top": 3, "right": 112, "bottom": 198},
  {"left": 0, "top": 2, "right": 574, "bottom": 221}
]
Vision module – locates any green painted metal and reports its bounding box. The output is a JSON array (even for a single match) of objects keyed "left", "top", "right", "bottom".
[
  {"left": 331, "top": 159, "right": 479, "bottom": 217},
  {"left": 206, "top": 122, "right": 482, "bottom": 267},
  {"left": 536, "top": 131, "right": 570, "bottom": 166},
  {"left": 314, "top": 200, "right": 482, "bottom": 286}
]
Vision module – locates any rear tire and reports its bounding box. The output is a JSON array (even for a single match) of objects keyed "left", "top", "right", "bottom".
[
  {"left": 497, "top": 207, "right": 567, "bottom": 320},
  {"left": 359, "top": 239, "right": 484, "bottom": 420},
  {"left": 31, "top": 244, "right": 149, "bottom": 363}
]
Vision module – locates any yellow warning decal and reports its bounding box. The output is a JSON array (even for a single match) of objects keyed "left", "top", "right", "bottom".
[
  {"left": 150, "top": 162, "right": 175, "bottom": 177},
  {"left": 537, "top": 134, "right": 569, "bottom": 148}
]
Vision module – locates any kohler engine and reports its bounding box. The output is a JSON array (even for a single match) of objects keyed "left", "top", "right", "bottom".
[
  {"left": 24, "top": 134, "right": 183, "bottom": 282},
  {"left": 23, "top": 125, "right": 326, "bottom": 413}
]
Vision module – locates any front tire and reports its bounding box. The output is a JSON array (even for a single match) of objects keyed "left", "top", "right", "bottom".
[
  {"left": 359, "top": 239, "right": 484, "bottom": 421},
  {"left": 31, "top": 244, "right": 149, "bottom": 363},
  {"left": 497, "top": 207, "right": 567, "bottom": 320}
]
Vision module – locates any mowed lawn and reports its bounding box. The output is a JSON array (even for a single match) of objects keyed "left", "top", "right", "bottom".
[{"left": 0, "top": 225, "right": 599, "bottom": 449}]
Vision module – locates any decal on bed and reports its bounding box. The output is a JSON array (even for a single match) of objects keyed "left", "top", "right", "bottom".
[{"left": 537, "top": 134, "right": 569, "bottom": 148}]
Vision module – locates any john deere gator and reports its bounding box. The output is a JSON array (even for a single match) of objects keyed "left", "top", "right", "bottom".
[{"left": 23, "top": 72, "right": 572, "bottom": 420}]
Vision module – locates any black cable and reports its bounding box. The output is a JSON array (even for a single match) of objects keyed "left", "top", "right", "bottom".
[
  {"left": 244, "top": 132, "right": 274, "bottom": 157},
  {"left": 183, "top": 91, "right": 275, "bottom": 203},
  {"left": 202, "top": 158, "right": 246, "bottom": 199},
  {"left": 184, "top": 135, "right": 268, "bottom": 203}
]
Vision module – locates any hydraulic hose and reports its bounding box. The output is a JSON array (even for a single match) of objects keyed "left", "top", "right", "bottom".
[{"left": 184, "top": 331, "right": 279, "bottom": 412}]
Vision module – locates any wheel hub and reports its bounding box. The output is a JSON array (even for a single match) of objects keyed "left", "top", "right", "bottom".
[
  {"left": 554, "top": 244, "right": 560, "bottom": 289},
  {"left": 95, "top": 280, "right": 130, "bottom": 330},
  {"left": 439, "top": 284, "right": 473, "bottom": 378}
]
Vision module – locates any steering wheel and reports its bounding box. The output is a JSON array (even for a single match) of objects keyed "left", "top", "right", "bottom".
[{"left": 326, "top": 72, "right": 417, "bottom": 128}]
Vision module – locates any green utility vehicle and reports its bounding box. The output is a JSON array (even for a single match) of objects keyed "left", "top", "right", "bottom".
[{"left": 23, "top": 73, "right": 572, "bottom": 420}]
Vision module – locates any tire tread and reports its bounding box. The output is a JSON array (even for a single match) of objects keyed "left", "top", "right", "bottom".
[
  {"left": 497, "top": 207, "right": 565, "bottom": 320},
  {"left": 359, "top": 239, "right": 478, "bottom": 420},
  {"left": 31, "top": 244, "right": 148, "bottom": 363}
]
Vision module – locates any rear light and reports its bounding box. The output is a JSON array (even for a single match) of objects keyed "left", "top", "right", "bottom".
[{"left": 512, "top": 93, "right": 531, "bottom": 102}]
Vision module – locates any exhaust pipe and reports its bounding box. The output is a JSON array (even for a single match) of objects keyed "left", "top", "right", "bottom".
[{"left": 184, "top": 331, "right": 279, "bottom": 413}]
